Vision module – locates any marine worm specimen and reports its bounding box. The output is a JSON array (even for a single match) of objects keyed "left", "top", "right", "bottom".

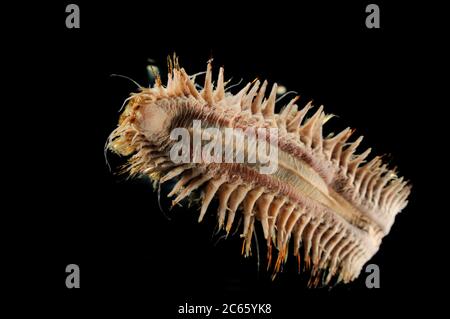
[{"left": 107, "top": 56, "right": 411, "bottom": 286}]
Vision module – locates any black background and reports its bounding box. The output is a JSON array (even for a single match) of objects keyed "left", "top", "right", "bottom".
[{"left": 5, "top": 0, "right": 444, "bottom": 317}]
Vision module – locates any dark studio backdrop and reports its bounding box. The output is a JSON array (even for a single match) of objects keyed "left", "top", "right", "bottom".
[{"left": 5, "top": 0, "right": 443, "bottom": 317}]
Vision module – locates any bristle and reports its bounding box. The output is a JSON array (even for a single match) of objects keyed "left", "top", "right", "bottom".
[
  {"left": 242, "top": 80, "right": 260, "bottom": 110},
  {"left": 347, "top": 148, "right": 371, "bottom": 184},
  {"left": 340, "top": 136, "right": 364, "bottom": 173},
  {"left": 287, "top": 101, "right": 313, "bottom": 133},
  {"left": 252, "top": 80, "right": 268, "bottom": 114},
  {"left": 256, "top": 194, "right": 275, "bottom": 239},
  {"left": 167, "top": 169, "right": 202, "bottom": 197},
  {"left": 160, "top": 164, "right": 193, "bottom": 183},
  {"left": 202, "top": 61, "right": 214, "bottom": 105},
  {"left": 214, "top": 67, "right": 225, "bottom": 102},
  {"left": 199, "top": 176, "right": 227, "bottom": 222},
  {"left": 235, "top": 82, "right": 252, "bottom": 110},
  {"left": 181, "top": 68, "right": 202, "bottom": 100},
  {"left": 300, "top": 105, "right": 324, "bottom": 148},
  {"left": 242, "top": 187, "right": 264, "bottom": 237},
  {"left": 323, "top": 127, "right": 352, "bottom": 162},
  {"left": 276, "top": 203, "right": 296, "bottom": 248},
  {"left": 217, "top": 182, "right": 239, "bottom": 229},
  {"left": 262, "top": 83, "right": 278, "bottom": 117},
  {"left": 172, "top": 174, "right": 211, "bottom": 206},
  {"left": 279, "top": 96, "right": 299, "bottom": 121},
  {"left": 268, "top": 197, "right": 287, "bottom": 238},
  {"left": 226, "top": 185, "right": 251, "bottom": 233}
]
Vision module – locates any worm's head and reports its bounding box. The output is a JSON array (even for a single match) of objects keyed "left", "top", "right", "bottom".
[{"left": 108, "top": 89, "right": 172, "bottom": 157}]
